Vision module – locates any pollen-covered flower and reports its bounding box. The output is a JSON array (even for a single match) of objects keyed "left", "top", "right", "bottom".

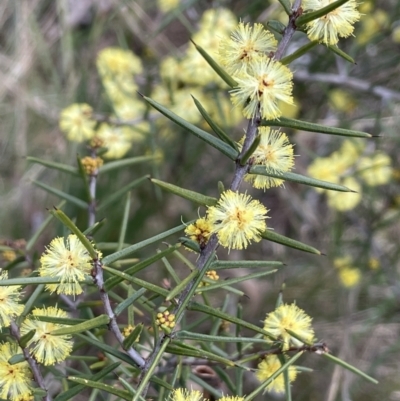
[
  {"left": 256, "top": 354, "right": 297, "bottom": 393},
  {"left": 185, "top": 217, "right": 212, "bottom": 248},
  {"left": 0, "top": 342, "right": 33, "bottom": 401},
  {"left": 80, "top": 156, "right": 104, "bottom": 175},
  {"left": 307, "top": 156, "right": 341, "bottom": 193},
  {"left": 59, "top": 103, "right": 96, "bottom": 142},
  {"left": 0, "top": 271, "right": 24, "bottom": 329},
  {"left": 333, "top": 256, "right": 361, "bottom": 287},
  {"left": 303, "top": 0, "right": 361, "bottom": 45},
  {"left": 326, "top": 177, "right": 361, "bottom": 211},
  {"left": 219, "top": 22, "right": 277, "bottom": 74},
  {"left": 263, "top": 303, "right": 315, "bottom": 350},
  {"left": 338, "top": 267, "right": 361, "bottom": 288},
  {"left": 20, "top": 307, "right": 73, "bottom": 366},
  {"left": 207, "top": 190, "right": 268, "bottom": 250},
  {"left": 97, "top": 47, "right": 142, "bottom": 78},
  {"left": 198, "top": 8, "right": 237, "bottom": 33},
  {"left": 39, "top": 234, "right": 94, "bottom": 296},
  {"left": 358, "top": 152, "right": 392, "bottom": 186},
  {"left": 219, "top": 397, "right": 244, "bottom": 401},
  {"left": 230, "top": 59, "right": 294, "bottom": 120},
  {"left": 170, "top": 388, "right": 205, "bottom": 401},
  {"left": 96, "top": 124, "right": 141, "bottom": 159},
  {"left": 239, "top": 127, "right": 295, "bottom": 190}
]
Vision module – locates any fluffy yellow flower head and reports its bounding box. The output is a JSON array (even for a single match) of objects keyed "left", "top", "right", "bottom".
[
  {"left": 59, "top": 103, "right": 96, "bottom": 142},
  {"left": 307, "top": 155, "right": 343, "bottom": 193},
  {"left": 207, "top": 190, "right": 268, "bottom": 250},
  {"left": 239, "top": 127, "right": 295, "bottom": 190},
  {"left": 198, "top": 8, "right": 238, "bottom": 33},
  {"left": 358, "top": 152, "right": 392, "bottom": 186},
  {"left": 0, "top": 271, "right": 24, "bottom": 329},
  {"left": 327, "top": 177, "right": 361, "bottom": 211},
  {"left": 97, "top": 47, "right": 142, "bottom": 78},
  {"left": 219, "top": 22, "right": 278, "bottom": 74},
  {"left": 333, "top": 256, "right": 361, "bottom": 287},
  {"left": 21, "top": 307, "right": 73, "bottom": 366},
  {"left": 39, "top": 234, "right": 94, "bottom": 296},
  {"left": 0, "top": 342, "right": 33, "bottom": 401},
  {"left": 263, "top": 303, "right": 315, "bottom": 350},
  {"left": 338, "top": 267, "right": 361, "bottom": 287},
  {"left": 230, "top": 59, "right": 294, "bottom": 120},
  {"left": 256, "top": 354, "right": 297, "bottom": 393},
  {"left": 96, "top": 123, "right": 145, "bottom": 159},
  {"left": 219, "top": 397, "right": 244, "bottom": 401},
  {"left": 303, "top": 0, "right": 361, "bottom": 45},
  {"left": 170, "top": 388, "right": 204, "bottom": 401}
]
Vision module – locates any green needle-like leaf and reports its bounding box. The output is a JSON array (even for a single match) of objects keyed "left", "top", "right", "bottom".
[
  {"left": 104, "top": 243, "right": 180, "bottom": 289},
  {"left": 322, "top": 353, "right": 378, "bottom": 384},
  {"left": 176, "top": 331, "right": 271, "bottom": 344},
  {"left": 99, "top": 155, "right": 156, "bottom": 173},
  {"left": 277, "top": 0, "right": 291, "bottom": 14},
  {"left": 122, "top": 323, "right": 144, "bottom": 349},
  {"left": 19, "top": 330, "right": 36, "bottom": 349},
  {"left": 151, "top": 178, "right": 218, "bottom": 206},
  {"left": 166, "top": 343, "right": 235, "bottom": 366},
  {"left": 188, "top": 302, "right": 276, "bottom": 340},
  {"left": 67, "top": 377, "right": 132, "bottom": 400},
  {"left": 27, "top": 157, "right": 80, "bottom": 176},
  {"left": 0, "top": 276, "right": 91, "bottom": 287},
  {"left": 192, "top": 96, "right": 239, "bottom": 151},
  {"left": 50, "top": 208, "right": 98, "bottom": 259},
  {"left": 281, "top": 41, "right": 318, "bottom": 65},
  {"left": 244, "top": 352, "right": 303, "bottom": 401},
  {"left": 83, "top": 218, "right": 107, "bottom": 236},
  {"left": 141, "top": 95, "right": 239, "bottom": 160},
  {"left": 76, "top": 333, "right": 141, "bottom": 369},
  {"left": 114, "top": 288, "right": 147, "bottom": 316},
  {"left": 98, "top": 175, "right": 149, "bottom": 212},
  {"left": 54, "top": 362, "right": 121, "bottom": 401},
  {"left": 194, "top": 270, "right": 277, "bottom": 293},
  {"left": 249, "top": 166, "right": 355, "bottom": 192},
  {"left": 166, "top": 270, "right": 199, "bottom": 301},
  {"left": 103, "top": 265, "right": 169, "bottom": 298},
  {"left": 240, "top": 134, "right": 261, "bottom": 166},
  {"left": 296, "top": 0, "right": 352, "bottom": 26},
  {"left": 103, "top": 224, "right": 187, "bottom": 265},
  {"left": 267, "top": 20, "right": 286, "bottom": 35},
  {"left": 190, "top": 40, "right": 238, "bottom": 88},
  {"left": 8, "top": 354, "right": 26, "bottom": 365},
  {"left": 261, "top": 230, "right": 321, "bottom": 255},
  {"left": 327, "top": 45, "right": 356, "bottom": 63},
  {"left": 262, "top": 116, "right": 371, "bottom": 138},
  {"left": 211, "top": 260, "right": 283, "bottom": 270},
  {"left": 51, "top": 314, "right": 110, "bottom": 336},
  {"left": 33, "top": 180, "right": 88, "bottom": 209}
]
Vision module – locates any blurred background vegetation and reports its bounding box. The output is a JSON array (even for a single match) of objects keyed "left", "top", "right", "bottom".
[{"left": 1, "top": 0, "right": 400, "bottom": 400}]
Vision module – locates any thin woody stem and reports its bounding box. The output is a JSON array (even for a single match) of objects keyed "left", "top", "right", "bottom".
[
  {"left": 93, "top": 259, "right": 146, "bottom": 368},
  {"left": 138, "top": 3, "right": 303, "bottom": 396},
  {"left": 10, "top": 321, "right": 51, "bottom": 401}
]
